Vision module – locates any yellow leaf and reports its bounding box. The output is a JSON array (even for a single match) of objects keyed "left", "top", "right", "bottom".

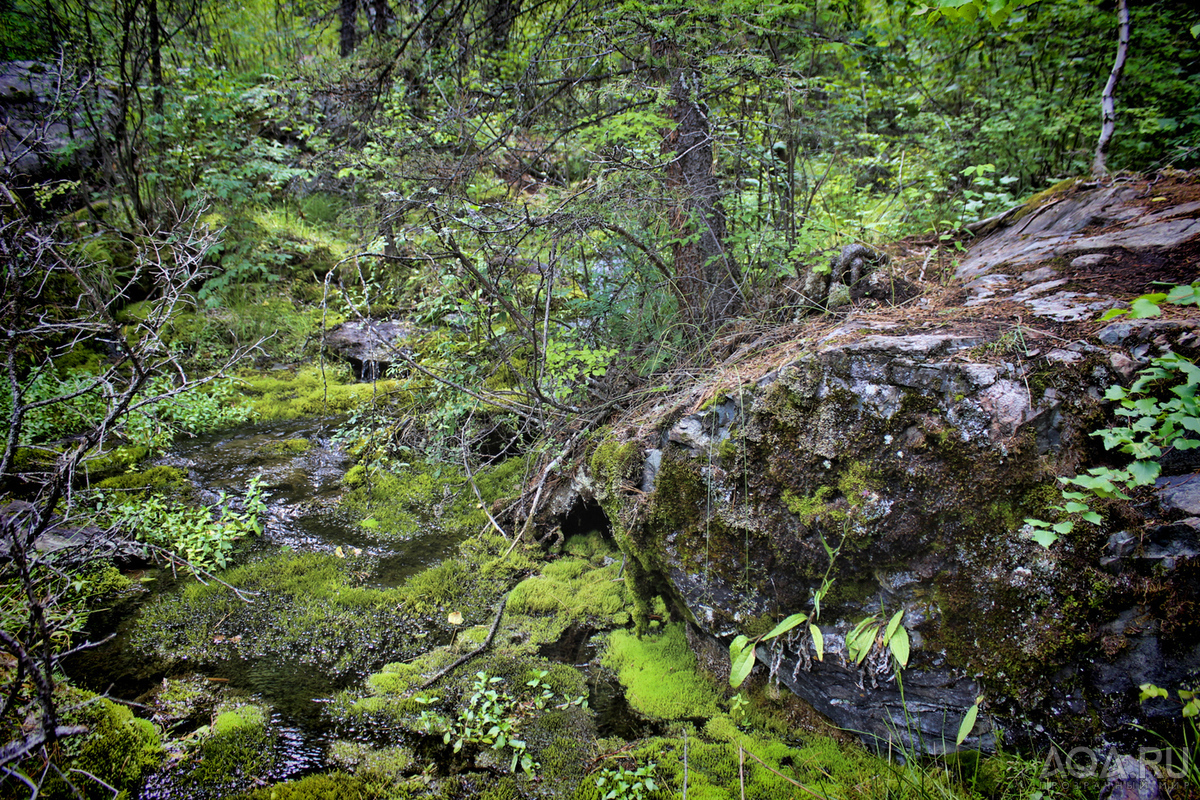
[
  {"left": 335, "top": 546, "right": 345, "bottom": 558},
  {"left": 448, "top": 611, "right": 464, "bottom": 625}
]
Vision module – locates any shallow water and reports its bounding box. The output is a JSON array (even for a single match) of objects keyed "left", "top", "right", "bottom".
[{"left": 67, "top": 417, "right": 460, "bottom": 790}]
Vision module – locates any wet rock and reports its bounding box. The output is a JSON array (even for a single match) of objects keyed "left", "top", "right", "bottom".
[
  {"left": 1101, "top": 755, "right": 1160, "bottom": 800},
  {"left": 1140, "top": 518, "right": 1200, "bottom": 570},
  {"left": 324, "top": 320, "right": 414, "bottom": 380}
]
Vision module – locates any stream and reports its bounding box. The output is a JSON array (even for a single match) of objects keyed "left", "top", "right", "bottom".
[
  {"left": 66, "top": 417, "right": 463, "bottom": 791},
  {"left": 64, "top": 417, "right": 646, "bottom": 796}
]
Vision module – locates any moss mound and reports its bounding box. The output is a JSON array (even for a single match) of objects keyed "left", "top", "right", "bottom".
[
  {"left": 236, "top": 364, "right": 409, "bottom": 420},
  {"left": 341, "top": 456, "right": 529, "bottom": 542},
  {"left": 601, "top": 622, "right": 723, "bottom": 721}
]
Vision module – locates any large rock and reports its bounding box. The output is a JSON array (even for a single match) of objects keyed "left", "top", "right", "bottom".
[
  {"left": 323, "top": 320, "right": 413, "bottom": 381},
  {"left": 590, "top": 323, "right": 1200, "bottom": 754},
  {"left": 0, "top": 61, "right": 116, "bottom": 181}
]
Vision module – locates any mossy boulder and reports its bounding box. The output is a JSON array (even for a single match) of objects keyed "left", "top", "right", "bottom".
[{"left": 588, "top": 330, "right": 1180, "bottom": 752}]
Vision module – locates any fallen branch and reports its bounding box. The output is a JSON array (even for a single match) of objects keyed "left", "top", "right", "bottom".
[{"left": 415, "top": 594, "right": 509, "bottom": 692}]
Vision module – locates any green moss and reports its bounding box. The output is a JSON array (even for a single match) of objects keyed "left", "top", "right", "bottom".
[
  {"left": 65, "top": 694, "right": 163, "bottom": 795},
  {"left": 781, "top": 485, "right": 836, "bottom": 524},
  {"left": 80, "top": 444, "right": 150, "bottom": 481},
  {"left": 230, "top": 770, "right": 391, "bottom": 799},
  {"left": 507, "top": 553, "right": 628, "bottom": 625},
  {"left": 134, "top": 550, "right": 426, "bottom": 679},
  {"left": 97, "top": 464, "right": 192, "bottom": 494},
  {"left": 236, "top": 364, "right": 410, "bottom": 420},
  {"left": 601, "top": 622, "right": 722, "bottom": 720},
  {"left": 262, "top": 437, "right": 311, "bottom": 455},
  {"left": 182, "top": 703, "right": 274, "bottom": 790},
  {"left": 342, "top": 456, "right": 528, "bottom": 541}
]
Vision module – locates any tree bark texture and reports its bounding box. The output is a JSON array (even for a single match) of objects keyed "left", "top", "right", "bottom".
[
  {"left": 665, "top": 70, "right": 740, "bottom": 329},
  {"left": 340, "top": 0, "right": 357, "bottom": 57},
  {"left": 1092, "top": 0, "right": 1129, "bottom": 178}
]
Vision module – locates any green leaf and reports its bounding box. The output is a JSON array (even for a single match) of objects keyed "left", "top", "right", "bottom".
[
  {"left": 1029, "top": 528, "right": 1059, "bottom": 548},
  {"left": 729, "top": 641, "right": 757, "bottom": 688},
  {"left": 890, "top": 627, "right": 911, "bottom": 667},
  {"left": 1139, "top": 682, "right": 1169, "bottom": 703},
  {"left": 762, "top": 612, "right": 808, "bottom": 640},
  {"left": 1129, "top": 295, "right": 1168, "bottom": 319},
  {"left": 810, "top": 623, "right": 825, "bottom": 662},
  {"left": 1127, "top": 459, "right": 1161, "bottom": 486},
  {"left": 1099, "top": 307, "right": 1129, "bottom": 321},
  {"left": 884, "top": 609, "right": 905, "bottom": 644},
  {"left": 1081, "top": 511, "right": 1102, "bottom": 525},
  {"left": 1166, "top": 282, "right": 1200, "bottom": 305},
  {"left": 956, "top": 701, "right": 980, "bottom": 746}
]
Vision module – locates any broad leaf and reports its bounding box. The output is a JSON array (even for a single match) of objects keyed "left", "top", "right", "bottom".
[
  {"left": 1127, "top": 459, "right": 1161, "bottom": 486},
  {"left": 763, "top": 612, "right": 808, "bottom": 640},
  {"left": 956, "top": 702, "right": 980, "bottom": 746},
  {"left": 729, "top": 641, "right": 757, "bottom": 688},
  {"left": 1129, "top": 295, "right": 1167, "bottom": 319},
  {"left": 810, "top": 623, "right": 824, "bottom": 661},
  {"left": 884, "top": 609, "right": 905, "bottom": 644},
  {"left": 1029, "top": 528, "right": 1059, "bottom": 548},
  {"left": 889, "top": 626, "right": 910, "bottom": 667}
]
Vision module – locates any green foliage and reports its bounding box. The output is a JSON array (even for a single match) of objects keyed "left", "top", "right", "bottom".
[
  {"left": 416, "top": 670, "right": 586, "bottom": 775},
  {"left": 1137, "top": 683, "right": 1200, "bottom": 791},
  {"left": 0, "top": 366, "right": 254, "bottom": 457},
  {"left": 102, "top": 473, "right": 267, "bottom": 569},
  {"left": 729, "top": 531, "right": 846, "bottom": 688},
  {"left": 1026, "top": 285, "right": 1200, "bottom": 547},
  {"left": 594, "top": 760, "right": 658, "bottom": 800}
]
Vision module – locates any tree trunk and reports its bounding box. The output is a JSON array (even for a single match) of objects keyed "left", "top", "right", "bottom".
[
  {"left": 1092, "top": 0, "right": 1130, "bottom": 178},
  {"left": 339, "top": 0, "right": 357, "bottom": 57},
  {"left": 148, "top": 0, "right": 163, "bottom": 115},
  {"left": 665, "top": 69, "right": 740, "bottom": 329}
]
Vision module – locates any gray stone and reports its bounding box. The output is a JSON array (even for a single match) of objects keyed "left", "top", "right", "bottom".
[
  {"left": 955, "top": 184, "right": 1200, "bottom": 283},
  {"left": 1023, "top": 291, "right": 1114, "bottom": 322},
  {"left": 1071, "top": 253, "right": 1110, "bottom": 268},
  {"left": 642, "top": 449, "right": 663, "bottom": 493},
  {"left": 1099, "top": 321, "right": 1138, "bottom": 345},
  {"left": 1101, "top": 755, "right": 1160, "bottom": 800},
  {"left": 1021, "top": 266, "right": 1058, "bottom": 282},
  {"left": 1157, "top": 473, "right": 1200, "bottom": 516},
  {"left": 324, "top": 320, "right": 414, "bottom": 380},
  {"left": 0, "top": 60, "right": 117, "bottom": 180}
]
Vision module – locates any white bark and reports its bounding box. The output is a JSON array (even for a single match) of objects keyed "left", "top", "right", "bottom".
[{"left": 1093, "top": 0, "right": 1130, "bottom": 178}]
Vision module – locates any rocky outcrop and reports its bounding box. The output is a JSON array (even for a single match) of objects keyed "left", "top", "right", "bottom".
[
  {"left": 584, "top": 180, "right": 1200, "bottom": 756},
  {"left": 0, "top": 61, "right": 115, "bottom": 182},
  {"left": 323, "top": 320, "right": 414, "bottom": 381}
]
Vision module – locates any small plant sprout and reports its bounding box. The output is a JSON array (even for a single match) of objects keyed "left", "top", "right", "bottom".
[{"left": 594, "top": 761, "right": 658, "bottom": 800}]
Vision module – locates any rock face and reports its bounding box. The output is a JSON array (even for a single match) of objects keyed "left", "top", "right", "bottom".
[
  {"left": 324, "top": 320, "right": 413, "bottom": 381},
  {"left": 0, "top": 61, "right": 115, "bottom": 181},
  {"left": 586, "top": 181, "right": 1200, "bottom": 755}
]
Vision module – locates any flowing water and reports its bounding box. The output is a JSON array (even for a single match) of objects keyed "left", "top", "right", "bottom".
[
  {"left": 66, "top": 417, "right": 646, "bottom": 794},
  {"left": 67, "top": 418, "right": 458, "bottom": 790}
]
